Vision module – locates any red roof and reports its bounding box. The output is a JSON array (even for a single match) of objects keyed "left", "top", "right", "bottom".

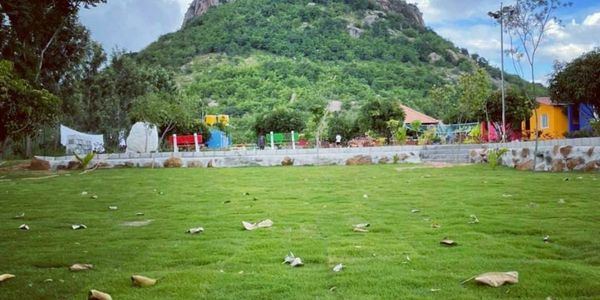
[
  {"left": 400, "top": 104, "right": 440, "bottom": 124},
  {"left": 537, "top": 97, "right": 566, "bottom": 106}
]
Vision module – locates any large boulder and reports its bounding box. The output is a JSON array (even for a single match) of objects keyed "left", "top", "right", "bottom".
[
  {"left": 29, "top": 157, "right": 50, "bottom": 171},
  {"left": 281, "top": 156, "right": 294, "bottom": 166},
  {"left": 126, "top": 122, "right": 159, "bottom": 154},
  {"left": 515, "top": 160, "right": 534, "bottom": 171},
  {"left": 164, "top": 157, "right": 183, "bottom": 168},
  {"left": 346, "top": 155, "right": 372, "bottom": 166}
]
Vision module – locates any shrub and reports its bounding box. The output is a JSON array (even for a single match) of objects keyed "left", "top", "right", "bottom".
[
  {"left": 74, "top": 152, "right": 95, "bottom": 170},
  {"left": 488, "top": 148, "right": 509, "bottom": 169}
]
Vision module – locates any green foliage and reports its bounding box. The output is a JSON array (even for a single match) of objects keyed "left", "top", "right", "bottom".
[
  {"left": 0, "top": 60, "right": 61, "bottom": 145},
  {"left": 467, "top": 125, "right": 481, "bottom": 144},
  {"left": 130, "top": 92, "right": 198, "bottom": 142},
  {"left": 74, "top": 151, "right": 95, "bottom": 170},
  {"left": 488, "top": 148, "right": 509, "bottom": 169},
  {"left": 358, "top": 98, "right": 405, "bottom": 142},
  {"left": 327, "top": 112, "right": 360, "bottom": 142},
  {"left": 409, "top": 120, "right": 422, "bottom": 135},
  {"left": 458, "top": 67, "right": 492, "bottom": 121},
  {"left": 254, "top": 107, "right": 306, "bottom": 135},
  {"left": 418, "top": 127, "right": 436, "bottom": 145},
  {"left": 386, "top": 119, "right": 407, "bottom": 145},
  {"left": 484, "top": 89, "right": 532, "bottom": 127},
  {"left": 549, "top": 49, "right": 600, "bottom": 116}
]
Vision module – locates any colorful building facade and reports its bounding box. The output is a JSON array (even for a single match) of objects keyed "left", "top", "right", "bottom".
[
  {"left": 567, "top": 103, "right": 596, "bottom": 132},
  {"left": 523, "top": 97, "right": 569, "bottom": 140}
]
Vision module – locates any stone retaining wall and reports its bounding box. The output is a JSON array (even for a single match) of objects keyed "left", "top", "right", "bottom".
[
  {"left": 35, "top": 137, "right": 600, "bottom": 172},
  {"left": 36, "top": 146, "right": 422, "bottom": 170},
  {"left": 468, "top": 137, "right": 600, "bottom": 172}
]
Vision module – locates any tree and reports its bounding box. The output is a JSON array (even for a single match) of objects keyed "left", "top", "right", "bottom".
[
  {"left": 358, "top": 98, "right": 405, "bottom": 142},
  {"left": 549, "top": 49, "right": 600, "bottom": 116},
  {"left": 504, "top": 0, "right": 571, "bottom": 169},
  {"left": 254, "top": 107, "right": 306, "bottom": 135},
  {"left": 0, "top": 0, "right": 106, "bottom": 87},
  {"left": 483, "top": 89, "right": 533, "bottom": 128},
  {"left": 327, "top": 112, "right": 360, "bottom": 142},
  {"left": 0, "top": 60, "right": 61, "bottom": 148},
  {"left": 429, "top": 67, "right": 492, "bottom": 124},
  {"left": 130, "top": 92, "right": 198, "bottom": 145},
  {"left": 458, "top": 67, "right": 492, "bottom": 122}
]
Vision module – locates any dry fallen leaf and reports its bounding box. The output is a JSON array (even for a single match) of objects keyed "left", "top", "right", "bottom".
[
  {"left": 19, "top": 224, "right": 29, "bottom": 230},
  {"left": 469, "top": 215, "right": 480, "bottom": 224},
  {"left": 411, "top": 209, "right": 420, "bottom": 213},
  {"left": 0, "top": 274, "right": 15, "bottom": 282},
  {"left": 108, "top": 206, "right": 118, "bottom": 210},
  {"left": 88, "top": 289, "right": 112, "bottom": 300},
  {"left": 81, "top": 191, "right": 88, "bottom": 196},
  {"left": 543, "top": 235, "right": 550, "bottom": 243},
  {"left": 440, "top": 238, "right": 457, "bottom": 246},
  {"left": 13, "top": 213, "right": 25, "bottom": 219},
  {"left": 135, "top": 212, "right": 144, "bottom": 216},
  {"left": 333, "top": 263, "right": 343, "bottom": 272},
  {"left": 69, "top": 263, "right": 93, "bottom": 271},
  {"left": 187, "top": 227, "right": 204, "bottom": 234},
  {"left": 353, "top": 223, "right": 370, "bottom": 229},
  {"left": 71, "top": 224, "right": 87, "bottom": 230},
  {"left": 353, "top": 227, "right": 369, "bottom": 232},
  {"left": 131, "top": 275, "right": 157, "bottom": 287},
  {"left": 363, "top": 194, "right": 369, "bottom": 199},
  {"left": 91, "top": 195, "right": 98, "bottom": 199},
  {"left": 431, "top": 223, "right": 441, "bottom": 228},
  {"left": 283, "top": 252, "right": 303, "bottom": 267},
  {"left": 474, "top": 271, "right": 519, "bottom": 287},
  {"left": 242, "top": 219, "right": 273, "bottom": 231}
]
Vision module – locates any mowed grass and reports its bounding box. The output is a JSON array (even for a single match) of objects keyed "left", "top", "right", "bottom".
[{"left": 0, "top": 164, "right": 599, "bottom": 299}]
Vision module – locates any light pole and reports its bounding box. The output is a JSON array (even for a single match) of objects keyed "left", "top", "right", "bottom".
[{"left": 488, "top": 2, "right": 512, "bottom": 143}]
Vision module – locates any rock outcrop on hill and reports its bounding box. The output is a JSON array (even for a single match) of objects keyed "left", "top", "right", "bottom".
[{"left": 182, "top": 0, "right": 425, "bottom": 28}]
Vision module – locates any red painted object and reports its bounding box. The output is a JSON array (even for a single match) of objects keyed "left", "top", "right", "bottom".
[{"left": 168, "top": 135, "right": 203, "bottom": 146}]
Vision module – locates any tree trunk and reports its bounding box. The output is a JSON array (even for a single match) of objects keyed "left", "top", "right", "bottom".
[
  {"left": 26, "top": 135, "right": 32, "bottom": 158},
  {"left": 531, "top": 64, "right": 539, "bottom": 172}
]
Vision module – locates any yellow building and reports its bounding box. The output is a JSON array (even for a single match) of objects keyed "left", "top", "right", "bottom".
[{"left": 523, "top": 97, "right": 568, "bottom": 140}]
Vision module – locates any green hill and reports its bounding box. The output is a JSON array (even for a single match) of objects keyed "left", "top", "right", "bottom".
[{"left": 134, "top": 0, "right": 540, "bottom": 141}]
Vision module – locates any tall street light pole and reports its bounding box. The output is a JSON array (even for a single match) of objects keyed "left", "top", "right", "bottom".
[{"left": 488, "top": 2, "right": 507, "bottom": 143}]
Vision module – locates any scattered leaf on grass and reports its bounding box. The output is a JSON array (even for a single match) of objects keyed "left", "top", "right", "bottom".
[
  {"left": 431, "top": 223, "right": 441, "bottom": 228},
  {"left": 363, "top": 194, "right": 368, "bottom": 199},
  {"left": 469, "top": 215, "right": 480, "bottom": 224},
  {"left": 91, "top": 195, "right": 98, "bottom": 200},
  {"left": 528, "top": 202, "right": 539, "bottom": 208},
  {"left": 557, "top": 198, "right": 565, "bottom": 204},
  {"left": 242, "top": 219, "right": 273, "bottom": 231},
  {"left": 430, "top": 288, "right": 441, "bottom": 292},
  {"left": 474, "top": 271, "right": 519, "bottom": 287},
  {"left": 108, "top": 206, "right": 118, "bottom": 210},
  {"left": 333, "top": 264, "right": 343, "bottom": 272},
  {"left": 243, "top": 192, "right": 250, "bottom": 196},
  {"left": 131, "top": 275, "right": 157, "bottom": 287},
  {"left": 543, "top": 235, "right": 550, "bottom": 243},
  {"left": 81, "top": 191, "right": 88, "bottom": 196},
  {"left": 135, "top": 212, "right": 144, "bottom": 216},
  {"left": 71, "top": 224, "right": 87, "bottom": 230},
  {"left": 44, "top": 278, "right": 53, "bottom": 283},
  {"left": 353, "top": 223, "right": 370, "bottom": 232},
  {"left": 411, "top": 209, "right": 420, "bottom": 213},
  {"left": 563, "top": 177, "right": 570, "bottom": 181},
  {"left": 223, "top": 200, "right": 231, "bottom": 204},
  {"left": 283, "top": 252, "right": 304, "bottom": 267},
  {"left": 0, "top": 274, "right": 15, "bottom": 282},
  {"left": 69, "top": 263, "right": 93, "bottom": 271},
  {"left": 122, "top": 220, "right": 152, "bottom": 227},
  {"left": 329, "top": 286, "right": 337, "bottom": 292},
  {"left": 577, "top": 176, "right": 583, "bottom": 180},
  {"left": 19, "top": 224, "right": 29, "bottom": 230},
  {"left": 187, "top": 227, "right": 204, "bottom": 234},
  {"left": 88, "top": 289, "right": 112, "bottom": 300},
  {"left": 353, "top": 227, "right": 369, "bottom": 233},
  {"left": 440, "top": 238, "right": 457, "bottom": 246},
  {"left": 502, "top": 194, "right": 513, "bottom": 198},
  {"left": 13, "top": 212, "right": 25, "bottom": 219}
]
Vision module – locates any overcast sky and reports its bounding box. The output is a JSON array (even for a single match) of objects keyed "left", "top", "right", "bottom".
[{"left": 79, "top": 0, "right": 600, "bottom": 85}]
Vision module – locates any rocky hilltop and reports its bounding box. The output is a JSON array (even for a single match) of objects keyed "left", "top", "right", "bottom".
[{"left": 182, "top": 0, "right": 424, "bottom": 28}]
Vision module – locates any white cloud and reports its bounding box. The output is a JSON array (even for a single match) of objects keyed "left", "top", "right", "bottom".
[
  {"left": 410, "top": 0, "right": 503, "bottom": 24},
  {"left": 583, "top": 12, "right": 600, "bottom": 26}
]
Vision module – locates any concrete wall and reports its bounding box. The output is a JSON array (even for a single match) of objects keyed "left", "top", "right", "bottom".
[{"left": 36, "top": 137, "right": 600, "bottom": 172}]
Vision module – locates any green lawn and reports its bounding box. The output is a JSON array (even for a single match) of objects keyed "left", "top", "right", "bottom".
[{"left": 0, "top": 165, "right": 599, "bottom": 299}]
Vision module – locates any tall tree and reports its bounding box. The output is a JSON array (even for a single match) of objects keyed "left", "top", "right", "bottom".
[
  {"left": 504, "top": 0, "right": 571, "bottom": 170},
  {"left": 0, "top": 0, "right": 106, "bottom": 88},
  {"left": 549, "top": 49, "right": 600, "bottom": 116},
  {"left": 358, "top": 98, "right": 405, "bottom": 142},
  {"left": 0, "top": 60, "right": 60, "bottom": 148}
]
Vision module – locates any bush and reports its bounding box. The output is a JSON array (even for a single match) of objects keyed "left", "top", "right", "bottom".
[{"left": 488, "top": 148, "right": 509, "bottom": 169}]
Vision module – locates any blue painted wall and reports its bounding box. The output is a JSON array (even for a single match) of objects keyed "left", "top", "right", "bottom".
[
  {"left": 206, "top": 129, "right": 231, "bottom": 148},
  {"left": 568, "top": 103, "right": 596, "bottom": 132}
]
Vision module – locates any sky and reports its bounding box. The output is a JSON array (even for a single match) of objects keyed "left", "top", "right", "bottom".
[{"left": 79, "top": 0, "right": 600, "bottom": 85}]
